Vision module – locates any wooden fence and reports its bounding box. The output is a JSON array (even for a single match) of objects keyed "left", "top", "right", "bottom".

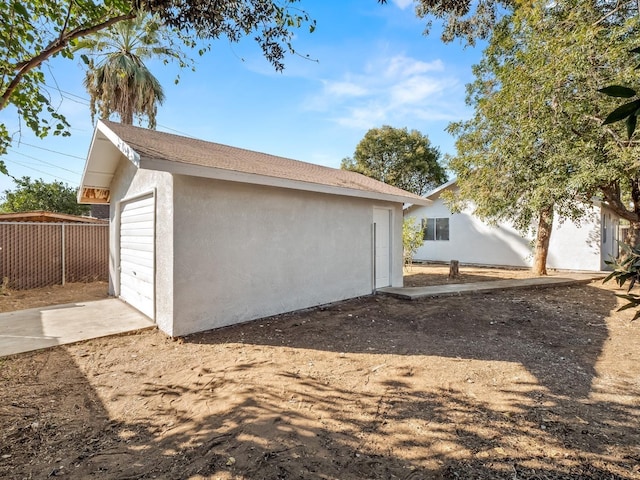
[{"left": 0, "top": 222, "right": 109, "bottom": 290}]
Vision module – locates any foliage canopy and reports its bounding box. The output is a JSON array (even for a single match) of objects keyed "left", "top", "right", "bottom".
[
  {"left": 445, "top": 1, "right": 640, "bottom": 272},
  {"left": 76, "top": 15, "right": 186, "bottom": 128},
  {"left": 0, "top": 0, "right": 316, "bottom": 172},
  {"left": 0, "top": 176, "right": 90, "bottom": 215},
  {"left": 341, "top": 125, "right": 447, "bottom": 197}
]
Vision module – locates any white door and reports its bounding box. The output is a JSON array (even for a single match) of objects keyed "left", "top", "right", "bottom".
[
  {"left": 373, "top": 208, "right": 391, "bottom": 288},
  {"left": 119, "top": 194, "right": 155, "bottom": 319}
]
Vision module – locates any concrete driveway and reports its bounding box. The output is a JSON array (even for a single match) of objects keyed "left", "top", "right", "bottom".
[{"left": 0, "top": 298, "right": 155, "bottom": 357}]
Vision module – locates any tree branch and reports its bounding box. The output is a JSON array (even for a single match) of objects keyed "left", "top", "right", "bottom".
[
  {"left": 59, "top": 0, "right": 75, "bottom": 45},
  {"left": 593, "top": 0, "right": 622, "bottom": 26},
  {"left": 1, "top": 13, "right": 135, "bottom": 111},
  {"left": 601, "top": 182, "right": 639, "bottom": 222},
  {"left": 584, "top": 114, "right": 639, "bottom": 147}
]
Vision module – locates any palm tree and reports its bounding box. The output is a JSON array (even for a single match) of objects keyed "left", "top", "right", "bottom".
[{"left": 76, "top": 15, "right": 183, "bottom": 128}]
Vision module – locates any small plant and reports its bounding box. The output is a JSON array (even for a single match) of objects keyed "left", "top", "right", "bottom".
[
  {"left": 403, "top": 217, "right": 424, "bottom": 269},
  {"left": 0, "top": 277, "right": 10, "bottom": 296},
  {"left": 604, "top": 243, "right": 640, "bottom": 320}
]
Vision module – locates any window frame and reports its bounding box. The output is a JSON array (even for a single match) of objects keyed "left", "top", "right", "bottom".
[{"left": 422, "top": 217, "right": 449, "bottom": 241}]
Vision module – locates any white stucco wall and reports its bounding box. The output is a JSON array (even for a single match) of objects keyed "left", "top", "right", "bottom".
[
  {"left": 409, "top": 188, "right": 607, "bottom": 271},
  {"left": 109, "top": 158, "right": 175, "bottom": 334},
  {"left": 171, "top": 176, "right": 403, "bottom": 336}
]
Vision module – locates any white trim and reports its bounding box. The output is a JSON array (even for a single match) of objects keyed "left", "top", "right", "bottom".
[
  {"left": 141, "top": 157, "right": 431, "bottom": 206},
  {"left": 120, "top": 188, "right": 157, "bottom": 205},
  {"left": 97, "top": 120, "right": 140, "bottom": 166}
]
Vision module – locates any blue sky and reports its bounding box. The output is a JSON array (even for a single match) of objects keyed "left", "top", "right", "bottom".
[{"left": 0, "top": 0, "right": 484, "bottom": 195}]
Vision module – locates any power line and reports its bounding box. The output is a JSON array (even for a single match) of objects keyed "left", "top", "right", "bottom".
[
  {"left": 7, "top": 149, "right": 82, "bottom": 175},
  {"left": 45, "top": 84, "right": 90, "bottom": 103},
  {"left": 45, "top": 83, "right": 195, "bottom": 138},
  {"left": 158, "top": 123, "right": 196, "bottom": 138},
  {"left": 14, "top": 141, "right": 86, "bottom": 160},
  {"left": 4, "top": 158, "right": 77, "bottom": 184}
]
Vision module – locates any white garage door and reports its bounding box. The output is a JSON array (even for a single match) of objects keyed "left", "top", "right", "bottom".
[{"left": 119, "top": 194, "right": 155, "bottom": 319}]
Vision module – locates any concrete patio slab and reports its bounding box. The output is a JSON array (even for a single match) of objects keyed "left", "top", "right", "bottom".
[
  {"left": 0, "top": 298, "right": 155, "bottom": 357},
  {"left": 377, "top": 273, "right": 605, "bottom": 300}
]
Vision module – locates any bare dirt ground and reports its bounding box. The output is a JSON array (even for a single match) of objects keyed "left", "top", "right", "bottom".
[
  {"left": 1, "top": 270, "right": 639, "bottom": 479},
  {"left": 0, "top": 281, "right": 109, "bottom": 313},
  {"left": 403, "top": 263, "right": 537, "bottom": 287}
]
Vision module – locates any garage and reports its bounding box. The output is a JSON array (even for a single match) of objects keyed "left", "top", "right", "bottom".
[
  {"left": 119, "top": 193, "right": 155, "bottom": 319},
  {"left": 78, "top": 120, "right": 429, "bottom": 336}
]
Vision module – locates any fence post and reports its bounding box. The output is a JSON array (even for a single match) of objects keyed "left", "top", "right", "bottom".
[{"left": 61, "top": 223, "right": 66, "bottom": 286}]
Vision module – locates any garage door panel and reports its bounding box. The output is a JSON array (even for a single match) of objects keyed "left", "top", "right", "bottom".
[
  {"left": 120, "top": 226, "right": 154, "bottom": 236},
  {"left": 120, "top": 284, "right": 153, "bottom": 314},
  {"left": 120, "top": 211, "right": 154, "bottom": 222},
  {"left": 120, "top": 263, "right": 154, "bottom": 282},
  {"left": 120, "top": 273, "right": 154, "bottom": 298},
  {"left": 120, "top": 194, "right": 155, "bottom": 319},
  {"left": 120, "top": 248, "right": 154, "bottom": 262},
  {"left": 122, "top": 197, "right": 154, "bottom": 211},
  {"left": 120, "top": 241, "right": 154, "bottom": 253}
]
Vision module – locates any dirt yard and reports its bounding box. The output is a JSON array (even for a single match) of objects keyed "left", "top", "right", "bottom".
[
  {"left": 403, "top": 263, "right": 537, "bottom": 287},
  {"left": 0, "top": 281, "right": 109, "bottom": 313},
  {"left": 1, "top": 269, "right": 639, "bottom": 479}
]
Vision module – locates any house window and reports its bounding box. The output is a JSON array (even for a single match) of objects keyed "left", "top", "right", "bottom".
[{"left": 422, "top": 218, "right": 449, "bottom": 241}]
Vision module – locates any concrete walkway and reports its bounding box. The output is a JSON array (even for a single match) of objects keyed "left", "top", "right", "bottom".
[
  {"left": 0, "top": 298, "right": 155, "bottom": 357},
  {"left": 377, "top": 272, "right": 605, "bottom": 300}
]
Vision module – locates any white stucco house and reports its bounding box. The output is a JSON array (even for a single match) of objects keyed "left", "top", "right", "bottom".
[
  {"left": 78, "top": 120, "right": 429, "bottom": 336},
  {"left": 405, "top": 179, "right": 621, "bottom": 272}
]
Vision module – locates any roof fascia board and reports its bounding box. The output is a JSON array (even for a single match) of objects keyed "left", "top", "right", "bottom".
[
  {"left": 77, "top": 125, "right": 102, "bottom": 202},
  {"left": 96, "top": 120, "right": 140, "bottom": 166},
  {"left": 141, "top": 157, "right": 432, "bottom": 206}
]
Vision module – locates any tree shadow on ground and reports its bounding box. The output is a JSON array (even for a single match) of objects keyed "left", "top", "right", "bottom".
[
  {"left": 2, "top": 344, "right": 637, "bottom": 479},
  {"left": 188, "top": 284, "right": 615, "bottom": 400},
  {"left": 1, "top": 284, "right": 638, "bottom": 479}
]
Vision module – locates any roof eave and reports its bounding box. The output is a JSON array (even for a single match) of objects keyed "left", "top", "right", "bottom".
[
  {"left": 77, "top": 120, "right": 140, "bottom": 204},
  {"left": 142, "top": 156, "right": 431, "bottom": 205}
]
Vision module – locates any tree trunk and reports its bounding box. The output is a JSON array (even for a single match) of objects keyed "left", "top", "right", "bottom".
[
  {"left": 625, "top": 221, "right": 640, "bottom": 249},
  {"left": 449, "top": 260, "right": 459, "bottom": 279},
  {"left": 121, "top": 107, "right": 134, "bottom": 125},
  {"left": 601, "top": 178, "right": 640, "bottom": 249},
  {"left": 532, "top": 207, "right": 554, "bottom": 276}
]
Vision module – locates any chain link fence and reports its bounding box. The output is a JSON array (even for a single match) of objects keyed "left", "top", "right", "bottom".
[{"left": 0, "top": 222, "right": 109, "bottom": 290}]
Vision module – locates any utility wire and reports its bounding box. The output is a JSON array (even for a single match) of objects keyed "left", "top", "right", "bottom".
[
  {"left": 14, "top": 141, "right": 86, "bottom": 160},
  {"left": 44, "top": 83, "right": 196, "bottom": 138},
  {"left": 8, "top": 149, "right": 82, "bottom": 175},
  {"left": 4, "top": 158, "right": 77, "bottom": 184}
]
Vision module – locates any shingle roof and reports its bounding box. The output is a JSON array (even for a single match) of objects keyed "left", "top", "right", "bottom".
[{"left": 101, "top": 120, "right": 426, "bottom": 203}]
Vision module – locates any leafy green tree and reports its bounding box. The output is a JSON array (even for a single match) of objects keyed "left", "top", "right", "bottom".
[
  {"left": 0, "top": 0, "right": 316, "bottom": 173},
  {"left": 341, "top": 126, "right": 447, "bottom": 196},
  {"left": 446, "top": 1, "right": 640, "bottom": 275},
  {"left": 0, "top": 176, "right": 90, "bottom": 215},
  {"left": 1, "top": 0, "right": 509, "bottom": 176},
  {"left": 0, "top": 0, "right": 499, "bottom": 175},
  {"left": 76, "top": 15, "right": 185, "bottom": 128},
  {"left": 413, "top": 0, "right": 513, "bottom": 45},
  {"left": 378, "top": 0, "right": 514, "bottom": 45},
  {"left": 600, "top": 42, "right": 640, "bottom": 137}
]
